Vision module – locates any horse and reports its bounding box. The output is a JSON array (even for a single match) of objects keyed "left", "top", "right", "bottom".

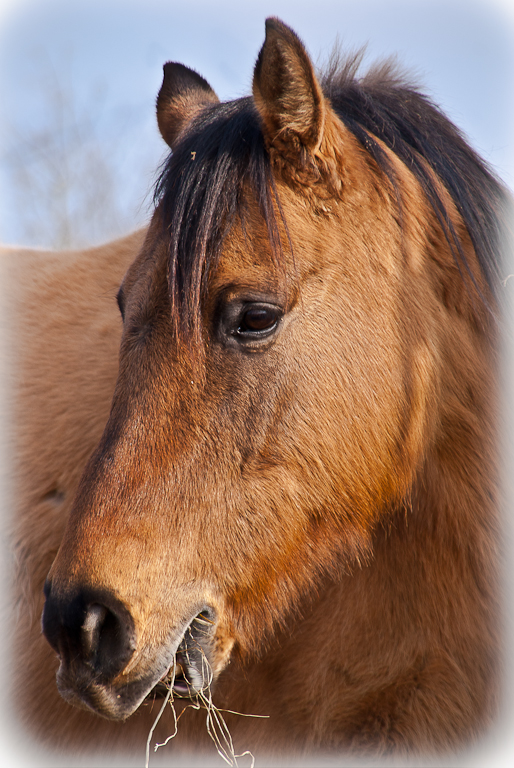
[{"left": 9, "top": 17, "right": 507, "bottom": 765}]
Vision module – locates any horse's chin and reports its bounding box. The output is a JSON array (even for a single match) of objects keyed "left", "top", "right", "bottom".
[
  {"left": 56, "top": 658, "right": 171, "bottom": 720},
  {"left": 56, "top": 609, "right": 217, "bottom": 720}
]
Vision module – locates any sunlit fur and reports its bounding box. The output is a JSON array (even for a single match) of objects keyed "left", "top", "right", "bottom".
[{"left": 9, "top": 18, "right": 506, "bottom": 763}]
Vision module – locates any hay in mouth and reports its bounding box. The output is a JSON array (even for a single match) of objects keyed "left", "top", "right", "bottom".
[
  {"left": 144, "top": 612, "right": 264, "bottom": 767},
  {"left": 147, "top": 610, "right": 215, "bottom": 700}
]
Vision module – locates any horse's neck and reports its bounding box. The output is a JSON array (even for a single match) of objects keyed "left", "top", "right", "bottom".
[
  {"left": 226, "top": 460, "right": 499, "bottom": 750},
  {"left": 348, "top": 333, "right": 498, "bottom": 655}
]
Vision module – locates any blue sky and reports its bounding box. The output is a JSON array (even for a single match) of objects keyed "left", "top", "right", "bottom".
[{"left": 0, "top": 0, "right": 513, "bottom": 246}]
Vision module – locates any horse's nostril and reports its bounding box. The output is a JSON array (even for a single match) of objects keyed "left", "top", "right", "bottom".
[
  {"left": 82, "top": 603, "right": 108, "bottom": 662},
  {"left": 86, "top": 601, "right": 135, "bottom": 678},
  {"left": 42, "top": 586, "right": 136, "bottom": 681}
]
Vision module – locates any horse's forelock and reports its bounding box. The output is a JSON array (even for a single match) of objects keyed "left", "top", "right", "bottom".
[{"left": 154, "top": 99, "right": 286, "bottom": 347}]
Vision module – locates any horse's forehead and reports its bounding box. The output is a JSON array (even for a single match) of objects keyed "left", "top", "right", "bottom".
[
  {"left": 211, "top": 188, "right": 321, "bottom": 286},
  {"left": 213, "top": 219, "right": 278, "bottom": 282}
]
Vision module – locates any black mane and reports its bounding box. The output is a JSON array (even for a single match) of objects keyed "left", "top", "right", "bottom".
[
  {"left": 322, "top": 56, "right": 507, "bottom": 295},
  {"left": 155, "top": 98, "right": 280, "bottom": 338},
  {"left": 155, "top": 55, "right": 508, "bottom": 335}
]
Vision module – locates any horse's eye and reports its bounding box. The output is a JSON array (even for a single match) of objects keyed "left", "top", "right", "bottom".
[
  {"left": 116, "top": 288, "right": 125, "bottom": 320},
  {"left": 220, "top": 299, "right": 283, "bottom": 347},
  {"left": 239, "top": 306, "right": 280, "bottom": 334},
  {"left": 236, "top": 305, "right": 282, "bottom": 339}
]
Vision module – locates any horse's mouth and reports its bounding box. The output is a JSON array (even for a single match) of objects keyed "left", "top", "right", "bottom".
[
  {"left": 146, "top": 610, "right": 216, "bottom": 701},
  {"left": 50, "top": 604, "right": 218, "bottom": 719}
]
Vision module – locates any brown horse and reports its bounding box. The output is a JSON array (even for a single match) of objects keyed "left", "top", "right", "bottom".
[{"left": 10, "top": 17, "right": 507, "bottom": 765}]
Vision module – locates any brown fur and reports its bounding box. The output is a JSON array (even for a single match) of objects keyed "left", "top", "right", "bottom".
[{"left": 8, "top": 17, "right": 501, "bottom": 764}]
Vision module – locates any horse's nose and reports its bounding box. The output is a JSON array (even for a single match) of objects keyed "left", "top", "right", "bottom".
[{"left": 42, "top": 580, "right": 136, "bottom": 680}]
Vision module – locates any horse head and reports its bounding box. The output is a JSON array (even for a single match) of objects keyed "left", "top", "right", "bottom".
[{"left": 41, "top": 18, "right": 497, "bottom": 736}]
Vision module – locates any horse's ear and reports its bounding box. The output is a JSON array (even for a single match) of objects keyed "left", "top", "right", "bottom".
[
  {"left": 156, "top": 62, "right": 219, "bottom": 148},
  {"left": 252, "top": 18, "right": 325, "bottom": 156}
]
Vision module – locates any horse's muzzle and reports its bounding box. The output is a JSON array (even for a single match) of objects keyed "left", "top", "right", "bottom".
[{"left": 41, "top": 580, "right": 216, "bottom": 719}]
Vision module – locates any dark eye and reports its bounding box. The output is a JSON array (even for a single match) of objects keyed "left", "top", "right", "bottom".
[
  {"left": 238, "top": 306, "right": 280, "bottom": 334},
  {"left": 116, "top": 287, "right": 125, "bottom": 319},
  {"left": 219, "top": 299, "right": 283, "bottom": 348}
]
